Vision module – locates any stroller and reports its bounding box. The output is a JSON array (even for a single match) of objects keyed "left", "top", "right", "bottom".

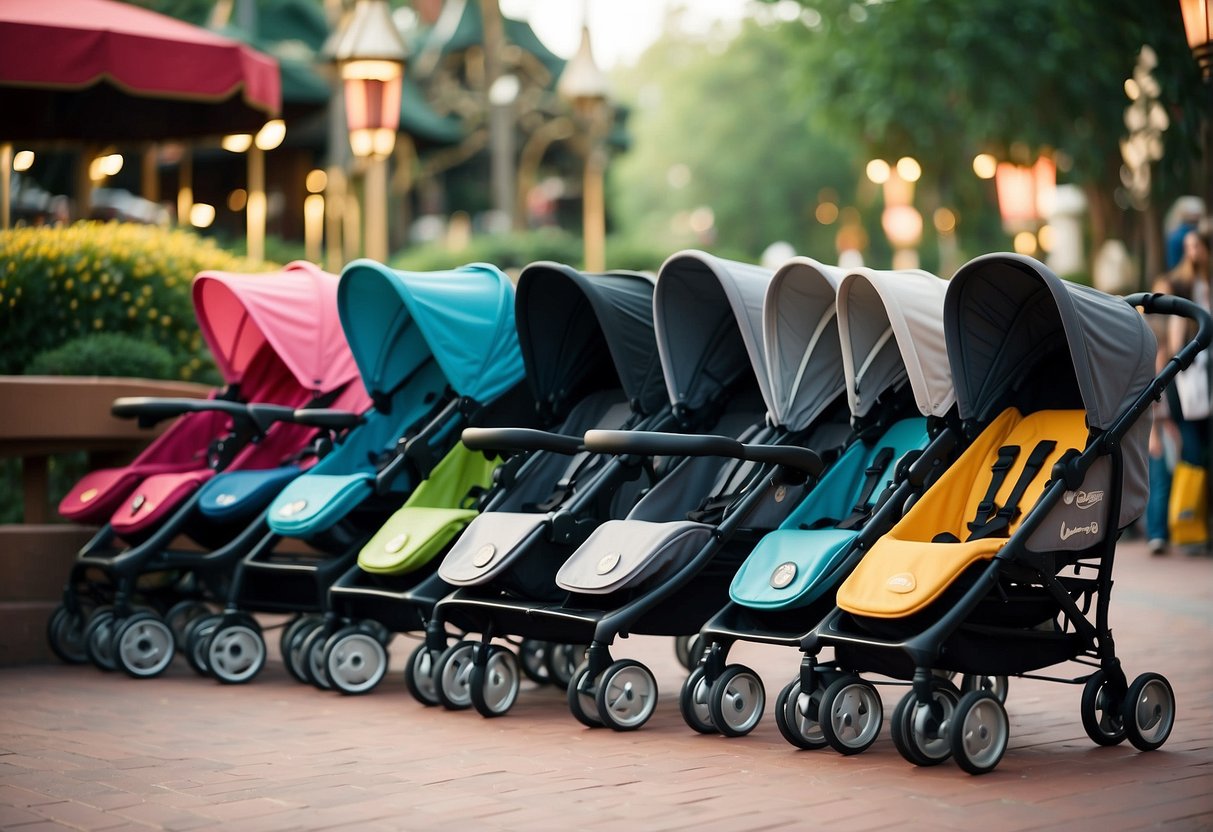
[
  {"left": 49, "top": 262, "right": 369, "bottom": 678},
  {"left": 192, "top": 260, "right": 528, "bottom": 685},
  {"left": 427, "top": 252, "right": 852, "bottom": 728},
  {"left": 802, "top": 253, "right": 1209, "bottom": 774},
  {"left": 682, "top": 264, "right": 958, "bottom": 743},
  {"left": 400, "top": 261, "right": 673, "bottom": 706}
]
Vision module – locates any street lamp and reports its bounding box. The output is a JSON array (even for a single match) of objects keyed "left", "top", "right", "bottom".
[
  {"left": 1180, "top": 0, "right": 1212, "bottom": 78},
  {"left": 335, "top": 0, "right": 406, "bottom": 263},
  {"left": 558, "top": 21, "right": 611, "bottom": 273}
]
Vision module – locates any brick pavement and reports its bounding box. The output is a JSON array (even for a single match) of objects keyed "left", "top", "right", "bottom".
[{"left": 1, "top": 539, "right": 1211, "bottom": 831}]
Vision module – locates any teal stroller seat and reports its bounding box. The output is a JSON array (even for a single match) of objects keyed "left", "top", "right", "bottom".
[{"left": 683, "top": 264, "right": 959, "bottom": 743}]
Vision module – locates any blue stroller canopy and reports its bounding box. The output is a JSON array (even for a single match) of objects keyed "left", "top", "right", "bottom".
[
  {"left": 654, "top": 250, "right": 772, "bottom": 413},
  {"left": 338, "top": 260, "right": 524, "bottom": 406},
  {"left": 944, "top": 253, "right": 1156, "bottom": 527},
  {"left": 515, "top": 262, "right": 667, "bottom": 418}
]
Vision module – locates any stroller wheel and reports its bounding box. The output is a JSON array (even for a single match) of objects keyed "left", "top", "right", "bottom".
[
  {"left": 113, "top": 611, "right": 175, "bottom": 679},
  {"left": 545, "top": 643, "right": 586, "bottom": 690},
  {"left": 820, "top": 676, "right": 883, "bottom": 755},
  {"left": 679, "top": 667, "right": 716, "bottom": 734},
  {"left": 405, "top": 643, "right": 442, "bottom": 706},
  {"left": 300, "top": 625, "right": 335, "bottom": 690},
  {"left": 84, "top": 607, "right": 118, "bottom": 672},
  {"left": 891, "top": 680, "right": 960, "bottom": 766},
  {"left": 595, "top": 660, "right": 658, "bottom": 732},
  {"left": 164, "top": 600, "right": 213, "bottom": 646},
  {"left": 283, "top": 616, "right": 324, "bottom": 684},
  {"left": 518, "top": 640, "right": 552, "bottom": 685},
  {"left": 47, "top": 604, "right": 88, "bottom": 665},
  {"left": 184, "top": 614, "right": 223, "bottom": 676},
  {"left": 325, "top": 627, "right": 389, "bottom": 695},
  {"left": 471, "top": 645, "right": 521, "bottom": 718},
  {"left": 1121, "top": 672, "right": 1176, "bottom": 752},
  {"left": 961, "top": 673, "right": 1009, "bottom": 704},
  {"left": 673, "top": 634, "right": 704, "bottom": 672},
  {"left": 567, "top": 663, "right": 603, "bottom": 728},
  {"left": 435, "top": 640, "right": 477, "bottom": 710},
  {"left": 709, "top": 665, "right": 765, "bottom": 737},
  {"left": 208, "top": 618, "right": 267, "bottom": 685},
  {"left": 1080, "top": 670, "right": 1128, "bottom": 746},
  {"left": 355, "top": 619, "right": 392, "bottom": 646},
  {"left": 951, "top": 691, "right": 1009, "bottom": 775},
  {"left": 774, "top": 678, "right": 828, "bottom": 750}
]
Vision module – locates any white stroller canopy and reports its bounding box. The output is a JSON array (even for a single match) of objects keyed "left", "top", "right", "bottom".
[
  {"left": 654, "top": 250, "right": 773, "bottom": 413},
  {"left": 762, "top": 257, "right": 849, "bottom": 431},
  {"left": 838, "top": 268, "right": 955, "bottom": 420}
]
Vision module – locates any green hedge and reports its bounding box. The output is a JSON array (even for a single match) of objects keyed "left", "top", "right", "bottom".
[
  {"left": 0, "top": 222, "right": 272, "bottom": 381},
  {"left": 27, "top": 333, "right": 178, "bottom": 380}
]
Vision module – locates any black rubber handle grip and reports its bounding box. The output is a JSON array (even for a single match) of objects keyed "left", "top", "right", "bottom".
[
  {"left": 584, "top": 429, "right": 823, "bottom": 476},
  {"left": 461, "top": 427, "right": 584, "bottom": 455}
]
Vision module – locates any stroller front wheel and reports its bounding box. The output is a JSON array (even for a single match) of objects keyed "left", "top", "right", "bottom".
[
  {"left": 470, "top": 645, "right": 521, "bottom": 717},
  {"left": 774, "top": 677, "right": 828, "bottom": 750},
  {"left": 518, "top": 639, "right": 551, "bottom": 685},
  {"left": 709, "top": 665, "right": 765, "bottom": 737},
  {"left": 891, "top": 679, "right": 960, "bottom": 766},
  {"left": 325, "top": 627, "right": 388, "bottom": 695},
  {"left": 405, "top": 643, "right": 441, "bottom": 706},
  {"left": 1121, "top": 672, "right": 1176, "bottom": 752},
  {"left": 1080, "top": 670, "right": 1128, "bottom": 746},
  {"left": 114, "top": 611, "right": 175, "bottom": 679},
  {"left": 679, "top": 667, "right": 716, "bottom": 734},
  {"left": 207, "top": 618, "right": 266, "bottom": 685},
  {"left": 435, "top": 640, "right": 477, "bottom": 710},
  {"left": 820, "top": 676, "right": 883, "bottom": 755},
  {"left": 595, "top": 660, "right": 658, "bottom": 732},
  {"left": 47, "top": 604, "right": 89, "bottom": 665},
  {"left": 567, "top": 663, "right": 603, "bottom": 728},
  {"left": 951, "top": 691, "right": 1009, "bottom": 775},
  {"left": 84, "top": 606, "right": 118, "bottom": 672}
]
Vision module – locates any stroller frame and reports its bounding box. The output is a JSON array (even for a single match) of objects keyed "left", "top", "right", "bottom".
[{"left": 799, "top": 290, "right": 1210, "bottom": 774}]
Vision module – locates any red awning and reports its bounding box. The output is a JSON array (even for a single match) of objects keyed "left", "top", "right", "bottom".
[{"left": 0, "top": 0, "right": 281, "bottom": 142}]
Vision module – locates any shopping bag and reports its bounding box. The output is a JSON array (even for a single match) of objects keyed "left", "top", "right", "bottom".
[
  {"left": 1175, "top": 351, "right": 1211, "bottom": 421},
  {"left": 1168, "top": 461, "right": 1209, "bottom": 545}
]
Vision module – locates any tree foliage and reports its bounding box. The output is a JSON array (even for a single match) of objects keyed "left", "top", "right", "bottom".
[{"left": 609, "top": 15, "right": 864, "bottom": 262}]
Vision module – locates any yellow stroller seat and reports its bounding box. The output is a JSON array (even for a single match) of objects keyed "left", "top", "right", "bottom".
[{"left": 838, "top": 407, "right": 1088, "bottom": 619}]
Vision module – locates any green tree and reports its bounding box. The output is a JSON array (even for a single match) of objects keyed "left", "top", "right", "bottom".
[
  {"left": 609, "top": 14, "right": 867, "bottom": 264},
  {"left": 766, "top": 0, "right": 1203, "bottom": 278}
]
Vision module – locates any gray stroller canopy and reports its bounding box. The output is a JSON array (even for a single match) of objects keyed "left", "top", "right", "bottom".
[
  {"left": 762, "top": 257, "right": 849, "bottom": 431},
  {"left": 654, "top": 250, "right": 772, "bottom": 413},
  {"left": 516, "top": 263, "right": 668, "bottom": 418},
  {"left": 839, "top": 267, "right": 955, "bottom": 420},
  {"left": 944, "top": 254, "right": 1155, "bottom": 430},
  {"left": 945, "top": 253, "right": 1156, "bottom": 527}
]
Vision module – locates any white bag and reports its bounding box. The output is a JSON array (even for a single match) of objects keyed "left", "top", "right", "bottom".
[{"left": 1176, "top": 349, "right": 1211, "bottom": 421}]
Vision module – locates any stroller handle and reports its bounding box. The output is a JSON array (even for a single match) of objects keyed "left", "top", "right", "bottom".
[
  {"left": 289, "top": 407, "right": 364, "bottom": 430},
  {"left": 112, "top": 397, "right": 261, "bottom": 433},
  {"left": 461, "top": 427, "right": 584, "bottom": 455},
  {"left": 1125, "top": 292, "right": 1213, "bottom": 367},
  {"left": 584, "top": 429, "right": 823, "bottom": 477}
]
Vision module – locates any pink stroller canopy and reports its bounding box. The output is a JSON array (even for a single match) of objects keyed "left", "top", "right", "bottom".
[{"left": 193, "top": 261, "right": 363, "bottom": 399}]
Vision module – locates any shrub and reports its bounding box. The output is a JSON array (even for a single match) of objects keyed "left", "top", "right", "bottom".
[
  {"left": 0, "top": 221, "right": 273, "bottom": 380},
  {"left": 27, "top": 333, "right": 178, "bottom": 380},
  {"left": 391, "top": 228, "right": 584, "bottom": 274}
]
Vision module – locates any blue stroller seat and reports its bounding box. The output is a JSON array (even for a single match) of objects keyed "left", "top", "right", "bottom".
[
  {"left": 730, "top": 417, "right": 929, "bottom": 611},
  {"left": 197, "top": 466, "right": 304, "bottom": 524}
]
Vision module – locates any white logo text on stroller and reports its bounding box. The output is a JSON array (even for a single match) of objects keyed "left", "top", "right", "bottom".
[
  {"left": 1062, "top": 489, "right": 1103, "bottom": 509},
  {"left": 1059, "top": 520, "right": 1099, "bottom": 540}
]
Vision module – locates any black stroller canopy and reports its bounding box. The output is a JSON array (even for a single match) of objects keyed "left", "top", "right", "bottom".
[
  {"left": 515, "top": 263, "right": 667, "bottom": 417},
  {"left": 655, "top": 250, "right": 770, "bottom": 413},
  {"left": 944, "top": 254, "right": 1156, "bottom": 431}
]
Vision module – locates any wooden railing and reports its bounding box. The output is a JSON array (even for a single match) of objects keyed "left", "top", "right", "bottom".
[{"left": 0, "top": 376, "right": 209, "bottom": 664}]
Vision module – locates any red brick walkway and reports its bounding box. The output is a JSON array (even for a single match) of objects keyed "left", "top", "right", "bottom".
[{"left": 2, "top": 539, "right": 1211, "bottom": 831}]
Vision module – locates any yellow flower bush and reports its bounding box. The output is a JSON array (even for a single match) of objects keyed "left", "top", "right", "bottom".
[{"left": 0, "top": 222, "right": 274, "bottom": 380}]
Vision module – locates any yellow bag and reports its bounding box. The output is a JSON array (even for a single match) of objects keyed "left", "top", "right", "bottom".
[{"left": 1169, "top": 461, "right": 1209, "bottom": 546}]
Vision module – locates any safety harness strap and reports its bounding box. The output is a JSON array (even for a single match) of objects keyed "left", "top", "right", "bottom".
[{"left": 966, "top": 439, "right": 1057, "bottom": 541}]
